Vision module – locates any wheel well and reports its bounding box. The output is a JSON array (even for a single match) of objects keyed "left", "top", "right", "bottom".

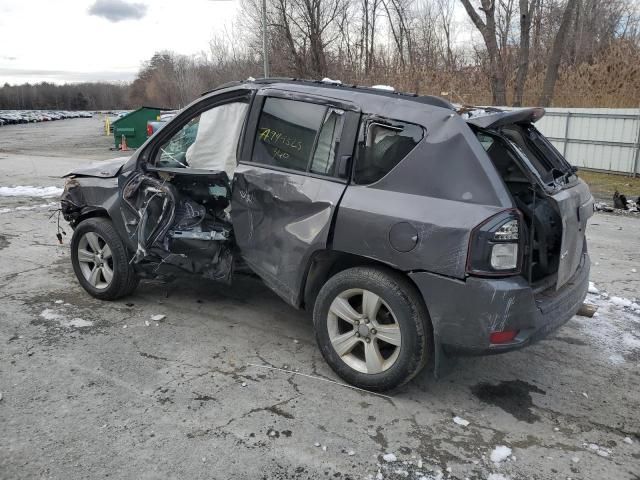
[
  {"left": 76, "top": 207, "right": 110, "bottom": 225},
  {"left": 302, "top": 250, "right": 424, "bottom": 313},
  {"left": 302, "top": 250, "right": 436, "bottom": 374}
]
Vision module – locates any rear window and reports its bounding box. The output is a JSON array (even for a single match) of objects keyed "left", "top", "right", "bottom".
[
  {"left": 499, "top": 125, "right": 573, "bottom": 185},
  {"left": 354, "top": 121, "right": 423, "bottom": 184}
]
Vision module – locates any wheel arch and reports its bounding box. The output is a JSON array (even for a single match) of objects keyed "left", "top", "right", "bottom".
[
  {"left": 73, "top": 206, "right": 111, "bottom": 227},
  {"left": 301, "top": 249, "right": 437, "bottom": 371},
  {"left": 301, "top": 250, "right": 428, "bottom": 316}
]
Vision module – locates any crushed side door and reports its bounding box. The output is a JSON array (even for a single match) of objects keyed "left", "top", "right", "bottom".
[{"left": 118, "top": 92, "right": 251, "bottom": 283}]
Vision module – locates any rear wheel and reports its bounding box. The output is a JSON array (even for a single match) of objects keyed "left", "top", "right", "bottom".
[
  {"left": 71, "top": 218, "right": 139, "bottom": 300},
  {"left": 313, "top": 266, "right": 431, "bottom": 391}
]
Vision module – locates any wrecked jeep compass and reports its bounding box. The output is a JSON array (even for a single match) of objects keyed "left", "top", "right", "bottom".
[{"left": 61, "top": 79, "right": 593, "bottom": 391}]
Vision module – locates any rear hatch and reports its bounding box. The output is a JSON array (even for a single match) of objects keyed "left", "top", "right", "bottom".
[{"left": 466, "top": 108, "right": 593, "bottom": 289}]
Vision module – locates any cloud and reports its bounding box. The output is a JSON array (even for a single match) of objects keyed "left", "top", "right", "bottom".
[{"left": 88, "top": 0, "right": 148, "bottom": 22}]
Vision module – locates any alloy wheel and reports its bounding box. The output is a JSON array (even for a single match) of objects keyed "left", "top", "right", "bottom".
[
  {"left": 327, "top": 288, "right": 402, "bottom": 374},
  {"left": 76, "top": 231, "right": 114, "bottom": 290}
]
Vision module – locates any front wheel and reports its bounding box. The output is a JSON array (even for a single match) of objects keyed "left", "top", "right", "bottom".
[
  {"left": 313, "top": 267, "right": 431, "bottom": 391},
  {"left": 70, "top": 217, "right": 139, "bottom": 300}
]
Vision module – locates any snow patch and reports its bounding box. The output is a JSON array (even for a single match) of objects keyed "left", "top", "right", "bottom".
[
  {"left": 151, "top": 314, "right": 165, "bottom": 321},
  {"left": 487, "top": 475, "right": 510, "bottom": 480},
  {"left": 0, "top": 208, "right": 10, "bottom": 214},
  {"left": 588, "top": 281, "right": 599, "bottom": 294},
  {"left": 371, "top": 85, "right": 395, "bottom": 91},
  {"left": 608, "top": 353, "right": 625, "bottom": 365},
  {"left": 40, "top": 308, "right": 92, "bottom": 328},
  {"left": 40, "top": 309, "right": 63, "bottom": 321},
  {"left": 0, "top": 186, "right": 63, "bottom": 197},
  {"left": 490, "top": 445, "right": 512, "bottom": 463},
  {"left": 382, "top": 453, "right": 397, "bottom": 462},
  {"left": 574, "top": 293, "right": 640, "bottom": 362},
  {"left": 610, "top": 296, "right": 633, "bottom": 308},
  {"left": 587, "top": 443, "right": 611, "bottom": 457},
  {"left": 453, "top": 416, "right": 470, "bottom": 427},
  {"left": 321, "top": 77, "right": 342, "bottom": 84},
  {"left": 60, "top": 318, "right": 93, "bottom": 328}
]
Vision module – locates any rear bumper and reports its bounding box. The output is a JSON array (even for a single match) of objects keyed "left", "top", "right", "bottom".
[{"left": 409, "top": 251, "right": 590, "bottom": 355}]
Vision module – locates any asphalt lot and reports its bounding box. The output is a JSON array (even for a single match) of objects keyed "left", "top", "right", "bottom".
[{"left": 0, "top": 118, "right": 639, "bottom": 480}]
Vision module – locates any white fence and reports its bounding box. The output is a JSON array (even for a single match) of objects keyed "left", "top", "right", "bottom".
[{"left": 499, "top": 107, "right": 640, "bottom": 175}]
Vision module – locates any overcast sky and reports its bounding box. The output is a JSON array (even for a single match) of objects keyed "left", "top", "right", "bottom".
[{"left": 0, "top": 0, "right": 239, "bottom": 85}]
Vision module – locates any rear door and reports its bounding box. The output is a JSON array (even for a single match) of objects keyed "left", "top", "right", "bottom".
[
  {"left": 550, "top": 180, "right": 593, "bottom": 288},
  {"left": 231, "top": 90, "right": 359, "bottom": 305},
  {"left": 470, "top": 111, "right": 594, "bottom": 289}
]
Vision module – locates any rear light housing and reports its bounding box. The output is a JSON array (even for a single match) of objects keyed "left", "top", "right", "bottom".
[{"left": 466, "top": 209, "right": 523, "bottom": 276}]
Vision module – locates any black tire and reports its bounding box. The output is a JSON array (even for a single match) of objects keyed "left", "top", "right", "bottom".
[
  {"left": 70, "top": 217, "right": 139, "bottom": 300},
  {"left": 313, "top": 266, "right": 432, "bottom": 392}
]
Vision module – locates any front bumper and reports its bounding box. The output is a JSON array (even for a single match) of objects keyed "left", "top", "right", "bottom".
[{"left": 409, "top": 251, "right": 590, "bottom": 355}]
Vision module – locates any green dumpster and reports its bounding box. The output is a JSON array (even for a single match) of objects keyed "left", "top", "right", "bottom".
[{"left": 112, "top": 106, "right": 167, "bottom": 149}]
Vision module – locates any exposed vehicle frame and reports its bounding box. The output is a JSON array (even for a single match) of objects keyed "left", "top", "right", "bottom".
[{"left": 61, "top": 78, "right": 593, "bottom": 391}]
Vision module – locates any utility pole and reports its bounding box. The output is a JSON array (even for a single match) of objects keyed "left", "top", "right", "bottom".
[{"left": 262, "top": 0, "right": 269, "bottom": 78}]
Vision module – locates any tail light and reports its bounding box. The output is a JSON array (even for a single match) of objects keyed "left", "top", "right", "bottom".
[
  {"left": 147, "top": 124, "right": 153, "bottom": 137},
  {"left": 466, "top": 209, "right": 523, "bottom": 276}
]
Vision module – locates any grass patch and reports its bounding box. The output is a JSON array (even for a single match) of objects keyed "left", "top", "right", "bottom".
[{"left": 578, "top": 170, "right": 640, "bottom": 202}]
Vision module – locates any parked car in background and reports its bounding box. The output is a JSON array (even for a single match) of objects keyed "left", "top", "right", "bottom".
[
  {"left": 61, "top": 78, "right": 593, "bottom": 391},
  {"left": 146, "top": 110, "right": 178, "bottom": 137},
  {"left": 0, "top": 110, "right": 94, "bottom": 124}
]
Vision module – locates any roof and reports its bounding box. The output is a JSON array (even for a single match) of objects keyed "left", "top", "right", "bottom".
[{"left": 202, "top": 78, "right": 455, "bottom": 113}]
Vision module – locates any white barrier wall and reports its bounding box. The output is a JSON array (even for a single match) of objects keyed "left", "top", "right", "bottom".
[{"left": 497, "top": 107, "right": 640, "bottom": 175}]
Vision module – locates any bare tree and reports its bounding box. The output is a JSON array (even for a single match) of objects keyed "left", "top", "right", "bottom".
[
  {"left": 513, "top": 0, "right": 538, "bottom": 105},
  {"left": 460, "top": 0, "right": 508, "bottom": 105},
  {"left": 538, "top": 0, "right": 578, "bottom": 106},
  {"left": 431, "top": 0, "right": 458, "bottom": 69}
]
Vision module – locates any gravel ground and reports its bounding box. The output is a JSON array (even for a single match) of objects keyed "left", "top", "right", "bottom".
[{"left": 0, "top": 120, "right": 639, "bottom": 480}]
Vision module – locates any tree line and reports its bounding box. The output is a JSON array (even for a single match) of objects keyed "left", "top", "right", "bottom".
[
  {"left": 2, "top": 0, "right": 639, "bottom": 110},
  {"left": 0, "top": 82, "right": 130, "bottom": 110}
]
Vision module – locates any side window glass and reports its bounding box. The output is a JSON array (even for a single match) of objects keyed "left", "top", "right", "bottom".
[
  {"left": 155, "top": 101, "right": 248, "bottom": 176},
  {"left": 476, "top": 132, "right": 495, "bottom": 151},
  {"left": 252, "top": 98, "right": 326, "bottom": 172},
  {"left": 354, "top": 121, "right": 423, "bottom": 184},
  {"left": 310, "top": 108, "right": 344, "bottom": 176},
  {"left": 156, "top": 116, "right": 199, "bottom": 168}
]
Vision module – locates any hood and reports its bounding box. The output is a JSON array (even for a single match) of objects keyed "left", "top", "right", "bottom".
[
  {"left": 64, "top": 156, "right": 129, "bottom": 178},
  {"left": 463, "top": 107, "right": 545, "bottom": 129}
]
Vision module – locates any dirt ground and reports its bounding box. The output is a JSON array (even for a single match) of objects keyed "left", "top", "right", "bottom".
[
  {"left": 578, "top": 170, "right": 640, "bottom": 205},
  {"left": 0, "top": 119, "right": 639, "bottom": 480}
]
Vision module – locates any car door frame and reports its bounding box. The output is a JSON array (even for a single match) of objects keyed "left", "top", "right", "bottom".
[
  {"left": 135, "top": 88, "right": 255, "bottom": 171},
  {"left": 232, "top": 87, "right": 361, "bottom": 306},
  {"left": 113, "top": 87, "right": 255, "bottom": 254}
]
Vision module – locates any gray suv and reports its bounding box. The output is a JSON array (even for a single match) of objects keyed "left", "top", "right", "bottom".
[{"left": 61, "top": 79, "right": 593, "bottom": 391}]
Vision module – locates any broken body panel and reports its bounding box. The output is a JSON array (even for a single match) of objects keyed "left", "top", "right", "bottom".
[{"left": 61, "top": 79, "right": 593, "bottom": 357}]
